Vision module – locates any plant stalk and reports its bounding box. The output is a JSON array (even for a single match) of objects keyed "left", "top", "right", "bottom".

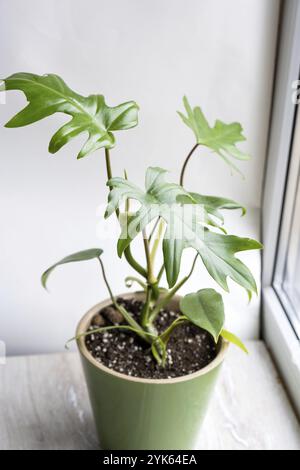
[
  {"left": 124, "top": 247, "right": 147, "bottom": 278},
  {"left": 149, "top": 218, "right": 165, "bottom": 267},
  {"left": 179, "top": 143, "right": 199, "bottom": 186},
  {"left": 140, "top": 284, "right": 152, "bottom": 327},
  {"left": 97, "top": 257, "right": 150, "bottom": 343},
  {"left": 104, "top": 148, "right": 147, "bottom": 279},
  {"left": 157, "top": 263, "right": 165, "bottom": 282},
  {"left": 148, "top": 254, "right": 199, "bottom": 323},
  {"left": 143, "top": 229, "right": 157, "bottom": 285},
  {"left": 105, "top": 148, "right": 113, "bottom": 185},
  {"left": 141, "top": 229, "right": 160, "bottom": 328},
  {"left": 103, "top": 149, "right": 160, "bottom": 347}
]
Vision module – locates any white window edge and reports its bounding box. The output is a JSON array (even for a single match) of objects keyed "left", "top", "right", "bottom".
[
  {"left": 262, "top": 0, "right": 300, "bottom": 286},
  {"left": 262, "top": 287, "right": 300, "bottom": 416},
  {"left": 262, "top": 0, "right": 300, "bottom": 418}
]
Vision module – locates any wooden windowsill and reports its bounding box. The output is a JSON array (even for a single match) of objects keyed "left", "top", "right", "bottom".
[{"left": 0, "top": 341, "right": 299, "bottom": 450}]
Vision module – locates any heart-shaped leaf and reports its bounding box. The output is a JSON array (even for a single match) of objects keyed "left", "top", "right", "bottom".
[
  {"left": 180, "top": 289, "right": 225, "bottom": 342},
  {"left": 41, "top": 248, "right": 103, "bottom": 289},
  {"left": 2, "top": 73, "right": 139, "bottom": 158}
]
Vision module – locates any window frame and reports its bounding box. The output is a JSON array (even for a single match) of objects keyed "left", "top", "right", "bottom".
[
  {"left": 262, "top": 0, "right": 300, "bottom": 417},
  {"left": 273, "top": 109, "right": 300, "bottom": 338}
]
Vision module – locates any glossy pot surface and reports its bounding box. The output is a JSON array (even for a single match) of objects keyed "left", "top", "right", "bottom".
[{"left": 77, "top": 292, "right": 228, "bottom": 450}]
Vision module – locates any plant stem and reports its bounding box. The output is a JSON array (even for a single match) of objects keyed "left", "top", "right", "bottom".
[
  {"left": 157, "top": 263, "right": 165, "bottom": 282},
  {"left": 148, "top": 217, "right": 165, "bottom": 281},
  {"left": 148, "top": 218, "right": 165, "bottom": 294},
  {"left": 140, "top": 284, "right": 152, "bottom": 327},
  {"left": 143, "top": 229, "right": 156, "bottom": 285},
  {"left": 124, "top": 169, "right": 130, "bottom": 213},
  {"left": 105, "top": 148, "right": 113, "bottom": 184},
  {"left": 97, "top": 257, "right": 150, "bottom": 342},
  {"left": 98, "top": 256, "right": 115, "bottom": 302},
  {"left": 158, "top": 315, "right": 187, "bottom": 344},
  {"left": 148, "top": 217, "right": 161, "bottom": 243},
  {"left": 103, "top": 149, "right": 158, "bottom": 343},
  {"left": 148, "top": 254, "right": 199, "bottom": 323},
  {"left": 141, "top": 228, "right": 160, "bottom": 327},
  {"left": 179, "top": 143, "right": 199, "bottom": 186},
  {"left": 150, "top": 218, "right": 164, "bottom": 267},
  {"left": 104, "top": 148, "right": 147, "bottom": 279},
  {"left": 124, "top": 247, "right": 147, "bottom": 278}
]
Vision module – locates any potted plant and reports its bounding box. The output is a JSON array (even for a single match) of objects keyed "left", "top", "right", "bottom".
[{"left": 1, "top": 73, "right": 262, "bottom": 450}]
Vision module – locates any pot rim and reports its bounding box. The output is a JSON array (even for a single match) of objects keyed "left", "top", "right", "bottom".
[{"left": 76, "top": 291, "right": 229, "bottom": 385}]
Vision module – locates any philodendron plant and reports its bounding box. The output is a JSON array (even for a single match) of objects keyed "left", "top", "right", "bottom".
[{"left": 2, "top": 73, "right": 262, "bottom": 366}]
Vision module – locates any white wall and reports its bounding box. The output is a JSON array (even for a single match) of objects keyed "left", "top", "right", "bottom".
[{"left": 0, "top": 0, "right": 279, "bottom": 355}]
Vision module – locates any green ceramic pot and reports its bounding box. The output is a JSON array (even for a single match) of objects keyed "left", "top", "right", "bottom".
[{"left": 77, "top": 292, "right": 228, "bottom": 450}]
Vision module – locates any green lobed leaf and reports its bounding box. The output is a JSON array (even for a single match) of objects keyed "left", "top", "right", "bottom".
[
  {"left": 188, "top": 193, "right": 246, "bottom": 222},
  {"left": 41, "top": 248, "right": 103, "bottom": 289},
  {"left": 221, "top": 328, "right": 248, "bottom": 354},
  {"left": 105, "top": 165, "right": 193, "bottom": 255},
  {"left": 177, "top": 192, "right": 246, "bottom": 233},
  {"left": 2, "top": 73, "right": 139, "bottom": 158},
  {"left": 108, "top": 169, "right": 201, "bottom": 286},
  {"left": 105, "top": 167, "right": 262, "bottom": 292},
  {"left": 178, "top": 96, "right": 250, "bottom": 174},
  {"left": 191, "top": 229, "right": 262, "bottom": 294},
  {"left": 180, "top": 289, "right": 225, "bottom": 342}
]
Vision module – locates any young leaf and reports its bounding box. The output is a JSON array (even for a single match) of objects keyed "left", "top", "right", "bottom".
[
  {"left": 180, "top": 289, "right": 225, "bottom": 342},
  {"left": 221, "top": 328, "right": 248, "bottom": 354},
  {"left": 41, "top": 248, "right": 103, "bottom": 289},
  {"left": 178, "top": 97, "right": 250, "bottom": 174},
  {"left": 125, "top": 276, "right": 147, "bottom": 290},
  {"left": 2, "top": 73, "right": 139, "bottom": 158},
  {"left": 105, "top": 167, "right": 262, "bottom": 292}
]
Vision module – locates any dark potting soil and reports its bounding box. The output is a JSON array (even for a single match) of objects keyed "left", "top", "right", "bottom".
[{"left": 85, "top": 297, "right": 217, "bottom": 379}]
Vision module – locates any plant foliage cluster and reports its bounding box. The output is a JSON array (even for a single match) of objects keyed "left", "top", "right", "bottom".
[{"left": 2, "top": 73, "right": 262, "bottom": 365}]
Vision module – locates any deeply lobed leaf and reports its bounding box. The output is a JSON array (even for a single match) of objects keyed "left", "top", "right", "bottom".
[
  {"left": 177, "top": 192, "right": 246, "bottom": 233},
  {"left": 2, "top": 73, "right": 139, "bottom": 158},
  {"left": 105, "top": 167, "right": 262, "bottom": 293},
  {"left": 178, "top": 96, "right": 250, "bottom": 174}
]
